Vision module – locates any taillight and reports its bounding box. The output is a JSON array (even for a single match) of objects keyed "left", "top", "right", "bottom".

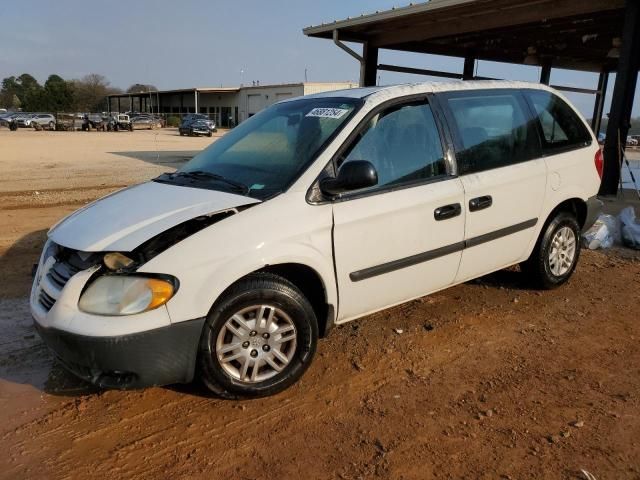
[{"left": 594, "top": 149, "right": 604, "bottom": 179}]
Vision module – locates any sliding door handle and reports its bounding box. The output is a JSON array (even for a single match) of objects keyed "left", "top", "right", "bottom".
[
  {"left": 469, "top": 195, "right": 493, "bottom": 212},
  {"left": 434, "top": 203, "right": 462, "bottom": 221}
]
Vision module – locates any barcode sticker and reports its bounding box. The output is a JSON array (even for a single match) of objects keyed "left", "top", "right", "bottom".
[{"left": 305, "top": 108, "right": 349, "bottom": 119}]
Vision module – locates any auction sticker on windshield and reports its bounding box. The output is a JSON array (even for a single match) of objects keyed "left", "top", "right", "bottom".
[{"left": 305, "top": 108, "right": 349, "bottom": 119}]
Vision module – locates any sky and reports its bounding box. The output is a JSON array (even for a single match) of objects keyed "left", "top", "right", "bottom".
[{"left": 0, "top": 0, "right": 638, "bottom": 119}]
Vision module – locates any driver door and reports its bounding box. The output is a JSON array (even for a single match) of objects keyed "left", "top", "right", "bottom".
[{"left": 331, "top": 99, "right": 466, "bottom": 322}]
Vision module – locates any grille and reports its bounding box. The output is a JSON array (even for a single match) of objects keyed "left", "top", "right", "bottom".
[{"left": 35, "top": 244, "right": 101, "bottom": 313}]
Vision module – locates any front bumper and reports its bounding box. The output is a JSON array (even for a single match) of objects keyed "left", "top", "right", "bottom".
[
  {"left": 34, "top": 317, "right": 205, "bottom": 389},
  {"left": 583, "top": 196, "right": 604, "bottom": 233}
]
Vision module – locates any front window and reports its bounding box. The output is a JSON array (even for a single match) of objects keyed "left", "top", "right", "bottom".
[
  {"left": 337, "top": 101, "right": 446, "bottom": 191},
  {"left": 158, "top": 97, "right": 360, "bottom": 199}
]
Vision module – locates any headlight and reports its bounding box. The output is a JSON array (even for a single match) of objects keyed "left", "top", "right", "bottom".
[{"left": 79, "top": 275, "right": 176, "bottom": 316}]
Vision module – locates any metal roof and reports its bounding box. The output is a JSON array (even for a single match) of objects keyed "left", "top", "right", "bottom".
[{"left": 304, "top": 0, "right": 628, "bottom": 72}]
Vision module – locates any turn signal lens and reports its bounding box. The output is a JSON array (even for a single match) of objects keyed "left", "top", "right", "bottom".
[{"left": 146, "top": 278, "right": 175, "bottom": 310}]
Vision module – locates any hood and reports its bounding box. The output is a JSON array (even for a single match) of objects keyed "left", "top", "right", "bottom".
[{"left": 49, "top": 181, "right": 259, "bottom": 252}]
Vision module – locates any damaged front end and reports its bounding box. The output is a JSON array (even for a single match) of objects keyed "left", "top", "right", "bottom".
[{"left": 30, "top": 202, "right": 256, "bottom": 389}]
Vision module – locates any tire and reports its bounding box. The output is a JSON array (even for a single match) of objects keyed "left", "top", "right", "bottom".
[
  {"left": 198, "top": 272, "right": 318, "bottom": 399},
  {"left": 521, "top": 211, "right": 581, "bottom": 289},
  {"left": 207, "top": 131, "right": 212, "bottom": 137},
  {"left": 48, "top": 121, "right": 55, "bottom": 130}
]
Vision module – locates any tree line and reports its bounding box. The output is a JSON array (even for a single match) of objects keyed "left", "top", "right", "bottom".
[{"left": 0, "top": 73, "right": 158, "bottom": 113}]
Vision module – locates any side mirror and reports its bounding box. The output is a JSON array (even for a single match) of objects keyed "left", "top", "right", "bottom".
[{"left": 320, "top": 160, "right": 378, "bottom": 196}]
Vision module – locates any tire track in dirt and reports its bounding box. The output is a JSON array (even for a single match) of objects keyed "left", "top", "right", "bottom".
[{"left": 0, "top": 184, "right": 128, "bottom": 210}]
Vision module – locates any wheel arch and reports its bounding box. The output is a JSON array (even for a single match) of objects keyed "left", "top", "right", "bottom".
[
  {"left": 212, "top": 263, "right": 335, "bottom": 339},
  {"left": 544, "top": 197, "right": 587, "bottom": 230}
]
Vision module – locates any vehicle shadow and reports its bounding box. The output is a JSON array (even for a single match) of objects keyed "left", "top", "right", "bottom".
[
  {"left": 108, "top": 150, "right": 198, "bottom": 169},
  {"left": 468, "top": 266, "right": 533, "bottom": 291}
]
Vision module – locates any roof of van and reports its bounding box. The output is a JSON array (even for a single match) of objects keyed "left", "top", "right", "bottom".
[{"left": 299, "top": 80, "right": 554, "bottom": 102}]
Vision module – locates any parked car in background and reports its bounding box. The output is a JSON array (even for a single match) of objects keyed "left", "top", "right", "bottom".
[
  {"left": 626, "top": 136, "right": 639, "bottom": 146},
  {"left": 31, "top": 81, "right": 602, "bottom": 398},
  {"left": 0, "top": 112, "right": 18, "bottom": 127},
  {"left": 82, "top": 113, "right": 107, "bottom": 131},
  {"left": 28, "top": 114, "right": 57, "bottom": 130},
  {"left": 597, "top": 132, "right": 606, "bottom": 145},
  {"left": 131, "top": 114, "right": 162, "bottom": 130},
  {"left": 186, "top": 118, "right": 214, "bottom": 137},
  {"left": 15, "top": 114, "right": 35, "bottom": 128},
  {"left": 179, "top": 114, "right": 216, "bottom": 136},
  {"left": 107, "top": 114, "right": 132, "bottom": 132}
]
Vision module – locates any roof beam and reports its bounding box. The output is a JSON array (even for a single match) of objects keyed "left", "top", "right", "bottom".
[{"left": 369, "top": 0, "right": 623, "bottom": 48}]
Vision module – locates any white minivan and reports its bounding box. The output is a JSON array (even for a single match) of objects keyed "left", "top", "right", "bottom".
[{"left": 31, "top": 81, "right": 602, "bottom": 397}]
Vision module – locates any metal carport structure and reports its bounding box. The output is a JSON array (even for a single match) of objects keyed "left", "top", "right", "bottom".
[{"left": 304, "top": 0, "right": 640, "bottom": 196}]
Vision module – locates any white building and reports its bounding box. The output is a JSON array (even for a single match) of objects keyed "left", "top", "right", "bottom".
[{"left": 107, "top": 82, "right": 358, "bottom": 127}]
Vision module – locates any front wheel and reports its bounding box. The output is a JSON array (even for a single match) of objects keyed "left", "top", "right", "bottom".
[
  {"left": 198, "top": 273, "right": 318, "bottom": 398},
  {"left": 521, "top": 211, "right": 581, "bottom": 289}
]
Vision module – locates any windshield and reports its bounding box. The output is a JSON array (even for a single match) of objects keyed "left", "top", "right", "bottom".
[{"left": 158, "top": 97, "right": 360, "bottom": 199}]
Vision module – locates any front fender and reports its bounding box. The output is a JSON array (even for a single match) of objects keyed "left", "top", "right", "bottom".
[{"left": 138, "top": 193, "right": 337, "bottom": 324}]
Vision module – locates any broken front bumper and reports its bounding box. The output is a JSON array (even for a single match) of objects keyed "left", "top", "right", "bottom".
[{"left": 34, "top": 317, "right": 205, "bottom": 389}]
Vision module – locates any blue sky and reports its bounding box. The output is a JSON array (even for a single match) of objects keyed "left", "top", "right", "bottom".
[{"left": 0, "top": 0, "right": 637, "bottom": 119}]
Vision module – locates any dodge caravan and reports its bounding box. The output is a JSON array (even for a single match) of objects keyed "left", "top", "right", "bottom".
[{"left": 31, "top": 81, "right": 602, "bottom": 398}]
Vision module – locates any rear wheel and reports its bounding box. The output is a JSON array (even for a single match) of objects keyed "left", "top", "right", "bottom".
[
  {"left": 48, "top": 121, "right": 55, "bottom": 130},
  {"left": 198, "top": 273, "right": 318, "bottom": 398},
  {"left": 521, "top": 211, "right": 581, "bottom": 289}
]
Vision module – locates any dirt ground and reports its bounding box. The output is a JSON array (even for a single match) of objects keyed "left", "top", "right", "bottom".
[{"left": 1, "top": 128, "right": 640, "bottom": 480}]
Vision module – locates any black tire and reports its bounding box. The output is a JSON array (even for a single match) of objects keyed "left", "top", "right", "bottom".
[
  {"left": 48, "top": 121, "right": 55, "bottom": 130},
  {"left": 207, "top": 131, "right": 212, "bottom": 137},
  {"left": 198, "top": 272, "right": 318, "bottom": 399},
  {"left": 521, "top": 211, "right": 581, "bottom": 289}
]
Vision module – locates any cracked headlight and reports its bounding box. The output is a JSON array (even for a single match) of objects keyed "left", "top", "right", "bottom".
[{"left": 79, "top": 275, "right": 176, "bottom": 316}]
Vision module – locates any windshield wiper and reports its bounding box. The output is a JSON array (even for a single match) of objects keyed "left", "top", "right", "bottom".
[{"left": 170, "top": 170, "right": 249, "bottom": 195}]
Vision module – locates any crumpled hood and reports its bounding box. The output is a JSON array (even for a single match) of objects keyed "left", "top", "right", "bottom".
[{"left": 49, "top": 181, "right": 259, "bottom": 252}]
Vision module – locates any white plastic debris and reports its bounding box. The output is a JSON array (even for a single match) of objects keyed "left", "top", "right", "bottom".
[
  {"left": 582, "top": 214, "right": 618, "bottom": 250},
  {"left": 619, "top": 206, "right": 640, "bottom": 250}
]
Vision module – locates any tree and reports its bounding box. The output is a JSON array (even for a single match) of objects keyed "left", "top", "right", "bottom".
[
  {"left": 43, "top": 75, "right": 74, "bottom": 112},
  {"left": 16, "top": 74, "right": 44, "bottom": 110},
  {"left": 0, "top": 76, "right": 19, "bottom": 109},
  {"left": 0, "top": 74, "right": 44, "bottom": 110},
  {"left": 70, "top": 74, "right": 115, "bottom": 112}
]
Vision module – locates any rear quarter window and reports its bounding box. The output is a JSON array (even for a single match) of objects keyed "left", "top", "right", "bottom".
[{"left": 524, "top": 90, "right": 591, "bottom": 153}]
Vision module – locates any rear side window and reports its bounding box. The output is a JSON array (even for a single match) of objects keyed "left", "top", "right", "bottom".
[
  {"left": 525, "top": 90, "right": 591, "bottom": 153},
  {"left": 442, "top": 91, "right": 539, "bottom": 175}
]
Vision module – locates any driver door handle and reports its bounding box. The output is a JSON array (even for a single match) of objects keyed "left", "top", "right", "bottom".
[
  {"left": 469, "top": 195, "right": 493, "bottom": 212},
  {"left": 434, "top": 203, "right": 462, "bottom": 221}
]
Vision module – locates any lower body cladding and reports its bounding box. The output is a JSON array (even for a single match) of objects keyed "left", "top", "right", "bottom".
[{"left": 34, "top": 318, "right": 205, "bottom": 389}]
